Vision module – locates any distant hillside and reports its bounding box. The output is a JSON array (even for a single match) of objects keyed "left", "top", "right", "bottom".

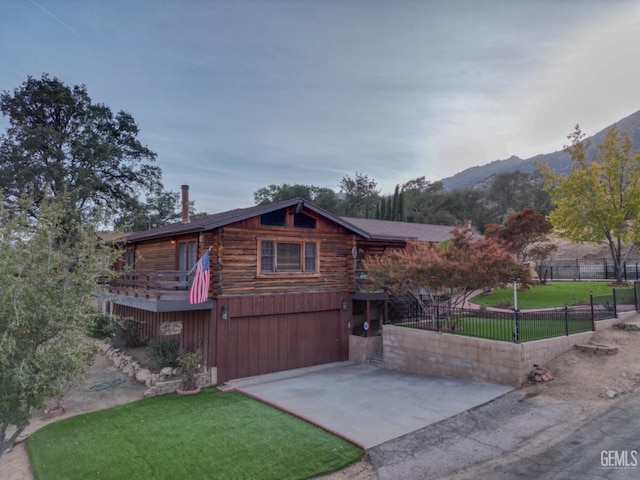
[{"left": 441, "top": 109, "right": 640, "bottom": 191}]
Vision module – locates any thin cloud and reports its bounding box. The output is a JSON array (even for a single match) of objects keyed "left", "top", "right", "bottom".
[{"left": 28, "top": 0, "right": 82, "bottom": 39}]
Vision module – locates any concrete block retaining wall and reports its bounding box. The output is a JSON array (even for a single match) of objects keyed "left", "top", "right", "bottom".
[
  {"left": 349, "top": 335, "right": 382, "bottom": 363},
  {"left": 383, "top": 325, "right": 594, "bottom": 386}
]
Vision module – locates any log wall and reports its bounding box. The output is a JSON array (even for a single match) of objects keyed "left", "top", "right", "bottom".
[{"left": 216, "top": 211, "right": 356, "bottom": 295}]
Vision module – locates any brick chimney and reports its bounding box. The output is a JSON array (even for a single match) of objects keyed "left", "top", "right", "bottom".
[{"left": 181, "top": 185, "right": 190, "bottom": 223}]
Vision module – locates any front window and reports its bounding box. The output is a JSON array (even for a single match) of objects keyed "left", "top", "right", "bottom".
[{"left": 260, "top": 240, "right": 318, "bottom": 274}]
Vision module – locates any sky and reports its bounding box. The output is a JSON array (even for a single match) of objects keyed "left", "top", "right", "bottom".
[{"left": 2, "top": 0, "right": 640, "bottom": 214}]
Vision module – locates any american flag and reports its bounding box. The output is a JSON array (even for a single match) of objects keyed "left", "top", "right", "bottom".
[{"left": 188, "top": 250, "right": 210, "bottom": 304}]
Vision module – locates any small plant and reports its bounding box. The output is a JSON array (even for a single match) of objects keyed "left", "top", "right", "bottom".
[
  {"left": 148, "top": 339, "right": 180, "bottom": 369},
  {"left": 112, "top": 316, "right": 146, "bottom": 349},
  {"left": 86, "top": 314, "right": 116, "bottom": 339},
  {"left": 178, "top": 350, "right": 201, "bottom": 392}
]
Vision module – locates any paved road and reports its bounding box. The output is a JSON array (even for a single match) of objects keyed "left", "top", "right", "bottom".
[{"left": 367, "top": 388, "right": 640, "bottom": 480}]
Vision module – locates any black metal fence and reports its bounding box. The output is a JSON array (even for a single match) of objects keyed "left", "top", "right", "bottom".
[
  {"left": 387, "top": 283, "right": 639, "bottom": 343},
  {"left": 387, "top": 302, "right": 595, "bottom": 343},
  {"left": 548, "top": 260, "right": 640, "bottom": 281}
]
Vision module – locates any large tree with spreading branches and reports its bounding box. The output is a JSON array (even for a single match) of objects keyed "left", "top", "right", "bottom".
[{"left": 0, "top": 74, "right": 162, "bottom": 222}]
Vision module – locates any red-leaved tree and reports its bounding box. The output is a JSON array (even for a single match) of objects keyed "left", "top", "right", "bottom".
[
  {"left": 366, "top": 226, "right": 529, "bottom": 308},
  {"left": 484, "top": 207, "right": 553, "bottom": 263}
]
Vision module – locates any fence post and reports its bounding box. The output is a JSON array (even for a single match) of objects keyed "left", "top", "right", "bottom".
[
  {"left": 635, "top": 280, "right": 639, "bottom": 311},
  {"left": 612, "top": 287, "right": 617, "bottom": 318},
  {"left": 577, "top": 259, "right": 581, "bottom": 281},
  {"left": 436, "top": 304, "right": 440, "bottom": 332},
  {"left": 564, "top": 304, "right": 569, "bottom": 336},
  {"left": 513, "top": 309, "right": 520, "bottom": 344},
  {"left": 590, "top": 292, "right": 595, "bottom": 331}
]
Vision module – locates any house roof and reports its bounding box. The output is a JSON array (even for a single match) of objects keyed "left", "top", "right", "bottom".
[
  {"left": 123, "top": 197, "right": 372, "bottom": 243},
  {"left": 122, "top": 197, "right": 457, "bottom": 245},
  {"left": 341, "top": 217, "right": 455, "bottom": 243}
]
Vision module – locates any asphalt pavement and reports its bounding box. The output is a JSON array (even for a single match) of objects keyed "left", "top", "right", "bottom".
[{"left": 367, "top": 387, "right": 640, "bottom": 480}]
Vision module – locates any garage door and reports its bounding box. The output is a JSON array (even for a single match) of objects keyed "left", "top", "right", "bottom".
[{"left": 217, "top": 310, "right": 345, "bottom": 382}]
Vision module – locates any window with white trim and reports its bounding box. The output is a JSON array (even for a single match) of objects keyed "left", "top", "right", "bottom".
[{"left": 259, "top": 240, "right": 318, "bottom": 273}]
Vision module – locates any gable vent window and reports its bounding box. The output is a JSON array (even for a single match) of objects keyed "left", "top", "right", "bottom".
[
  {"left": 260, "top": 210, "right": 286, "bottom": 226},
  {"left": 293, "top": 213, "right": 317, "bottom": 229},
  {"left": 260, "top": 240, "right": 318, "bottom": 274}
]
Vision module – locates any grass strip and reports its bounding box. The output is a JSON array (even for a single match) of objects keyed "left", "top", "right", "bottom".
[
  {"left": 406, "top": 315, "right": 593, "bottom": 342},
  {"left": 27, "top": 389, "right": 364, "bottom": 480},
  {"left": 468, "top": 281, "right": 632, "bottom": 310}
]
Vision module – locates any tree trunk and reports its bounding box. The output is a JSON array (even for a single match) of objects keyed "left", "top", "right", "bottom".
[{"left": 0, "top": 423, "right": 26, "bottom": 459}]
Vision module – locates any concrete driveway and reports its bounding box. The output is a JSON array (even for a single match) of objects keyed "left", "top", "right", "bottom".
[{"left": 224, "top": 362, "right": 512, "bottom": 448}]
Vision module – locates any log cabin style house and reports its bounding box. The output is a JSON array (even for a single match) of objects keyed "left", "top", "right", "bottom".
[{"left": 107, "top": 188, "right": 454, "bottom": 383}]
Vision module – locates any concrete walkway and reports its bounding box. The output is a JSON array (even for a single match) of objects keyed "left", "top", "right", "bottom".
[{"left": 224, "top": 362, "right": 512, "bottom": 449}]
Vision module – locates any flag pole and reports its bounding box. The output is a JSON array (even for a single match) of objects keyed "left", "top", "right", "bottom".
[{"left": 187, "top": 246, "right": 212, "bottom": 275}]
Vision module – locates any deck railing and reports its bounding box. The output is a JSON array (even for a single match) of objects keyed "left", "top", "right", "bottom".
[{"left": 106, "top": 270, "right": 193, "bottom": 301}]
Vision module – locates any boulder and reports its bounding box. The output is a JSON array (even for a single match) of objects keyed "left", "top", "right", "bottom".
[{"left": 135, "top": 368, "right": 151, "bottom": 383}]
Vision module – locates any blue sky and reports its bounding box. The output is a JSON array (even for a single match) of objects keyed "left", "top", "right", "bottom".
[{"left": 2, "top": 0, "right": 640, "bottom": 213}]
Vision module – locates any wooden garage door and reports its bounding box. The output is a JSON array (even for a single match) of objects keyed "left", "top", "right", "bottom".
[{"left": 217, "top": 310, "right": 344, "bottom": 382}]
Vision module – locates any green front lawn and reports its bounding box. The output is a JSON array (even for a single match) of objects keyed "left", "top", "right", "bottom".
[
  {"left": 27, "top": 389, "right": 364, "bottom": 480},
  {"left": 469, "top": 281, "right": 631, "bottom": 310}
]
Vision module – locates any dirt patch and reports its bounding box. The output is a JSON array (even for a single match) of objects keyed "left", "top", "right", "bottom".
[
  {"left": 521, "top": 321, "right": 640, "bottom": 407},
  {"left": 550, "top": 238, "right": 640, "bottom": 262}
]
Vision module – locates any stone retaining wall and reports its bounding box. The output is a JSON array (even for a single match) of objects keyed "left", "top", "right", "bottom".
[
  {"left": 93, "top": 340, "right": 215, "bottom": 397},
  {"left": 383, "top": 325, "right": 594, "bottom": 386}
]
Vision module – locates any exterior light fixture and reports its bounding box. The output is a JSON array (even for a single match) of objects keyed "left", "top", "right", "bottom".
[
  {"left": 341, "top": 299, "right": 348, "bottom": 311},
  {"left": 221, "top": 306, "right": 229, "bottom": 320}
]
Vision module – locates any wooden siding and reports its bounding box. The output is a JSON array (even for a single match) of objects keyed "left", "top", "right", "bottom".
[
  {"left": 215, "top": 291, "right": 349, "bottom": 382},
  {"left": 133, "top": 235, "right": 197, "bottom": 271},
  {"left": 113, "top": 304, "right": 212, "bottom": 362}
]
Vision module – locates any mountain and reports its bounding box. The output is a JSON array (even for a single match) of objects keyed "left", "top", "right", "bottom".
[{"left": 440, "top": 109, "right": 640, "bottom": 191}]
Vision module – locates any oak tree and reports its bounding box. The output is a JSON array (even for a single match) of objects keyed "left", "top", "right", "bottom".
[{"left": 0, "top": 74, "right": 161, "bottom": 222}]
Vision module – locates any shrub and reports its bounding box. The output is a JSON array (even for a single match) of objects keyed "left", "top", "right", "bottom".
[
  {"left": 148, "top": 339, "right": 180, "bottom": 369},
  {"left": 86, "top": 314, "right": 116, "bottom": 339},
  {"left": 112, "top": 317, "right": 146, "bottom": 349},
  {"left": 178, "top": 350, "right": 201, "bottom": 392}
]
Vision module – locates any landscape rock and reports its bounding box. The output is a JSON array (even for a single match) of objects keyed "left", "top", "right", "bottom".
[
  {"left": 135, "top": 368, "right": 151, "bottom": 383},
  {"left": 616, "top": 321, "right": 640, "bottom": 331},
  {"left": 528, "top": 367, "right": 554, "bottom": 383},
  {"left": 574, "top": 343, "right": 618, "bottom": 355}
]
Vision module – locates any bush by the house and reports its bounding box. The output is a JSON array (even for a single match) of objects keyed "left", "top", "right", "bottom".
[
  {"left": 112, "top": 317, "right": 146, "bottom": 349},
  {"left": 86, "top": 314, "right": 116, "bottom": 339},
  {"left": 147, "top": 338, "right": 180, "bottom": 369}
]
